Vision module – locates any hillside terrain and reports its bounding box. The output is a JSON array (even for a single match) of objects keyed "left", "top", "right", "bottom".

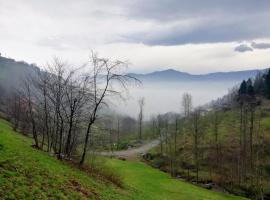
[
  {"left": 106, "top": 159, "right": 247, "bottom": 200},
  {"left": 0, "top": 118, "right": 246, "bottom": 200},
  {"left": 0, "top": 119, "right": 128, "bottom": 200},
  {"left": 0, "top": 56, "right": 38, "bottom": 92},
  {"left": 143, "top": 100, "right": 270, "bottom": 199}
]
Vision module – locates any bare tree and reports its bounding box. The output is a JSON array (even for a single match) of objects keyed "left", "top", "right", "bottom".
[
  {"left": 116, "top": 117, "right": 120, "bottom": 150},
  {"left": 192, "top": 108, "right": 201, "bottom": 183},
  {"left": 182, "top": 93, "right": 192, "bottom": 118},
  {"left": 24, "top": 82, "right": 39, "bottom": 148},
  {"left": 79, "top": 52, "right": 138, "bottom": 165},
  {"left": 138, "top": 97, "right": 145, "bottom": 140},
  {"left": 6, "top": 91, "right": 22, "bottom": 131},
  {"left": 63, "top": 69, "right": 89, "bottom": 158},
  {"left": 212, "top": 108, "right": 222, "bottom": 172},
  {"left": 34, "top": 70, "right": 52, "bottom": 151},
  {"left": 45, "top": 58, "right": 71, "bottom": 158},
  {"left": 157, "top": 114, "right": 164, "bottom": 154}
]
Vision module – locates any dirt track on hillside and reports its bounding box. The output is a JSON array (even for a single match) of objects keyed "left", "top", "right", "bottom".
[{"left": 99, "top": 139, "right": 160, "bottom": 160}]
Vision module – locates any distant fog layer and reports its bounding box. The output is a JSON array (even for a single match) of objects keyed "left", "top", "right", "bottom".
[{"left": 110, "top": 80, "right": 239, "bottom": 118}]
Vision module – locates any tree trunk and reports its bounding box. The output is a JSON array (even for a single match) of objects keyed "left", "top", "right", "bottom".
[
  {"left": 65, "top": 108, "right": 75, "bottom": 157},
  {"left": 80, "top": 122, "right": 92, "bottom": 165}
]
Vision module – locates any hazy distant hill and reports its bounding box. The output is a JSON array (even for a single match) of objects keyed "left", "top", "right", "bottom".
[
  {"left": 0, "top": 55, "right": 266, "bottom": 116},
  {"left": 0, "top": 55, "right": 264, "bottom": 93},
  {"left": 128, "top": 68, "right": 263, "bottom": 82},
  {"left": 0, "top": 55, "right": 39, "bottom": 93}
]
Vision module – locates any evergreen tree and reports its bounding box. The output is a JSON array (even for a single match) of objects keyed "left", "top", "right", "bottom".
[
  {"left": 239, "top": 80, "right": 247, "bottom": 96},
  {"left": 253, "top": 72, "right": 264, "bottom": 95},
  {"left": 246, "top": 79, "right": 255, "bottom": 96},
  {"left": 264, "top": 69, "right": 270, "bottom": 99},
  {"left": 247, "top": 84, "right": 255, "bottom": 97}
]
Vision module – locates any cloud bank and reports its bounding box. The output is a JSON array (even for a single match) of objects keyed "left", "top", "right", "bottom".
[{"left": 0, "top": 0, "right": 270, "bottom": 73}]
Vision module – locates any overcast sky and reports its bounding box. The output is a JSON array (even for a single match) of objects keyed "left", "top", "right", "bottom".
[{"left": 1, "top": 0, "right": 270, "bottom": 74}]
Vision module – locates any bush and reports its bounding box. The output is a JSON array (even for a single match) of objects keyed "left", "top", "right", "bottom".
[
  {"left": 265, "top": 164, "right": 270, "bottom": 175},
  {"left": 84, "top": 156, "right": 124, "bottom": 188},
  {"left": 150, "top": 154, "right": 168, "bottom": 169},
  {"left": 117, "top": 141, "right": 129, "bottom": 150}
]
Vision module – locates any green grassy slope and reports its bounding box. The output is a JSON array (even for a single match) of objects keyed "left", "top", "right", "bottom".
[
  {"left": 0, "top": 119, "right": 128, "bottom": 200},
  {"left": 0, "top": 118, "right": 247, "bottom": 200},
  {"left": 105, "top": 159, "right": 247, "bottom": 200}
]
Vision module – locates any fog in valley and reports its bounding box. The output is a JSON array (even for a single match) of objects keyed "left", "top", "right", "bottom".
[{"left": 110, "top": 80, "right": 238, "bottom": 118}]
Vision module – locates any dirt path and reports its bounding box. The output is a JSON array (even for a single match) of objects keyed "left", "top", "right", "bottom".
[{"left": 99, "top": 139, "right": 160, "bottom": 160}]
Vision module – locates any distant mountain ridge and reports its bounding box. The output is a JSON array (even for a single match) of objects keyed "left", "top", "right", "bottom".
[
  {"left": 128, "top": 68, "right": 264, "bottom": 82},
  {"left": 0, "top": 55, "right": 265, "bottom": 91}
]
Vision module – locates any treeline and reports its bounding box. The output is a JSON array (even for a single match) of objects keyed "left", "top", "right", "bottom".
[
  {"left": 3, "top": 53, "right": 137, "bottom": 165},
  {"left": 239, "top": 69, "right": 270, "bottom": 99}
]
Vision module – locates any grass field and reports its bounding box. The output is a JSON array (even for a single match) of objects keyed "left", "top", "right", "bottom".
[
  {"left": 0, "top": 118, "right": 247, "bottom": 199},
  {"left": 105, "top": 159, "right": 247, "bottom": 200}
]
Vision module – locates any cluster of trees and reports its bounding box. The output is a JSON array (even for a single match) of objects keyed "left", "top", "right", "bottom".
[
  {"left": 4, "top": 53, "right": 137, "bottom": 165},
  {"left": 240, "top": 69, "right": 270, "bottom": 99},
  {"left": 94, "top": 113, "right": 138, "bottom": 152},
  {"left": 147, "top": 78, "right": 268, "bottom": 198}
]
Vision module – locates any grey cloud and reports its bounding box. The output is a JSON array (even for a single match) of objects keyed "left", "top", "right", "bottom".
[
  {"left": 234, "top": 44, "right": 253, "bottom": 52},
  {"left": 12, "top": 0, "right": 270, "bottom": 46},
  {"left": 118, "top": 0, "right": 270, "bottom": 45},
  {"left": 124, "top": 0, "right": 270, "bottom": 21},
  {"left": 121, "top": 15, "right": 270, "bottom": 45},
  {"left": 251, "top": 42, "right": 270, "bottom": 49},
  {"left": 2, "top": 0, "right": 270, "bottom": 47}
]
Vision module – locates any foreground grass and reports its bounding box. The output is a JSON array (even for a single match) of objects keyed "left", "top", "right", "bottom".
[
  {"left": 0, "top": 119, "right": 128, "bottom": 200},
  {"left": 105, "top": 159, "right": 247, "bottom": 200}
]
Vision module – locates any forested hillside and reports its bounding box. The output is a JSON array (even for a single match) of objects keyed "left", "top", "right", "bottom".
[
  {"left": 0, "top": 55, "right": 38, "bottom": 90},
  {"left": 142, "top": 70, "right": 270, "bottom": 199},
  {"left": 0, "top": 55, "right": 38, "bottom": 111}
]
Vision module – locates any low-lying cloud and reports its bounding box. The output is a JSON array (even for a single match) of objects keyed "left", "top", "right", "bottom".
[
  {"left": 234, "top": 41, "right": 270, "bottom": 53},
  {"left": 251, "top": 42, "right": 270, "bottom": 49},
  {"left": 234, "top": 44, "right": 253, "bottom": 52}
]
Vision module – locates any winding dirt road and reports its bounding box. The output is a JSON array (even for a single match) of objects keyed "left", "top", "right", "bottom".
[{"left": 99, "top": 139, "right": 160, "bottom": 160}]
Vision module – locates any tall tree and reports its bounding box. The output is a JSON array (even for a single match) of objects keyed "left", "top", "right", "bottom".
[
  {"left": 192, "top": 108, "right": 201, "bottom": 183},
  {"left": 264, "top": 69, "right": 270, "bottom": 98},
  {"left": 182, "top": 93, "right": 192, "bottom": 118},
  {"left": 80, "top": 52, "right": 137, "bottom": 165},
  {"left": 24, "top": 82, "right": 39, "bottom": 148},
  {"left": 239, "top": 80, "right": 247, "bottom": 96},
  {"left": 138, "top": 97, "right": 145, "bottom": 140}
]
